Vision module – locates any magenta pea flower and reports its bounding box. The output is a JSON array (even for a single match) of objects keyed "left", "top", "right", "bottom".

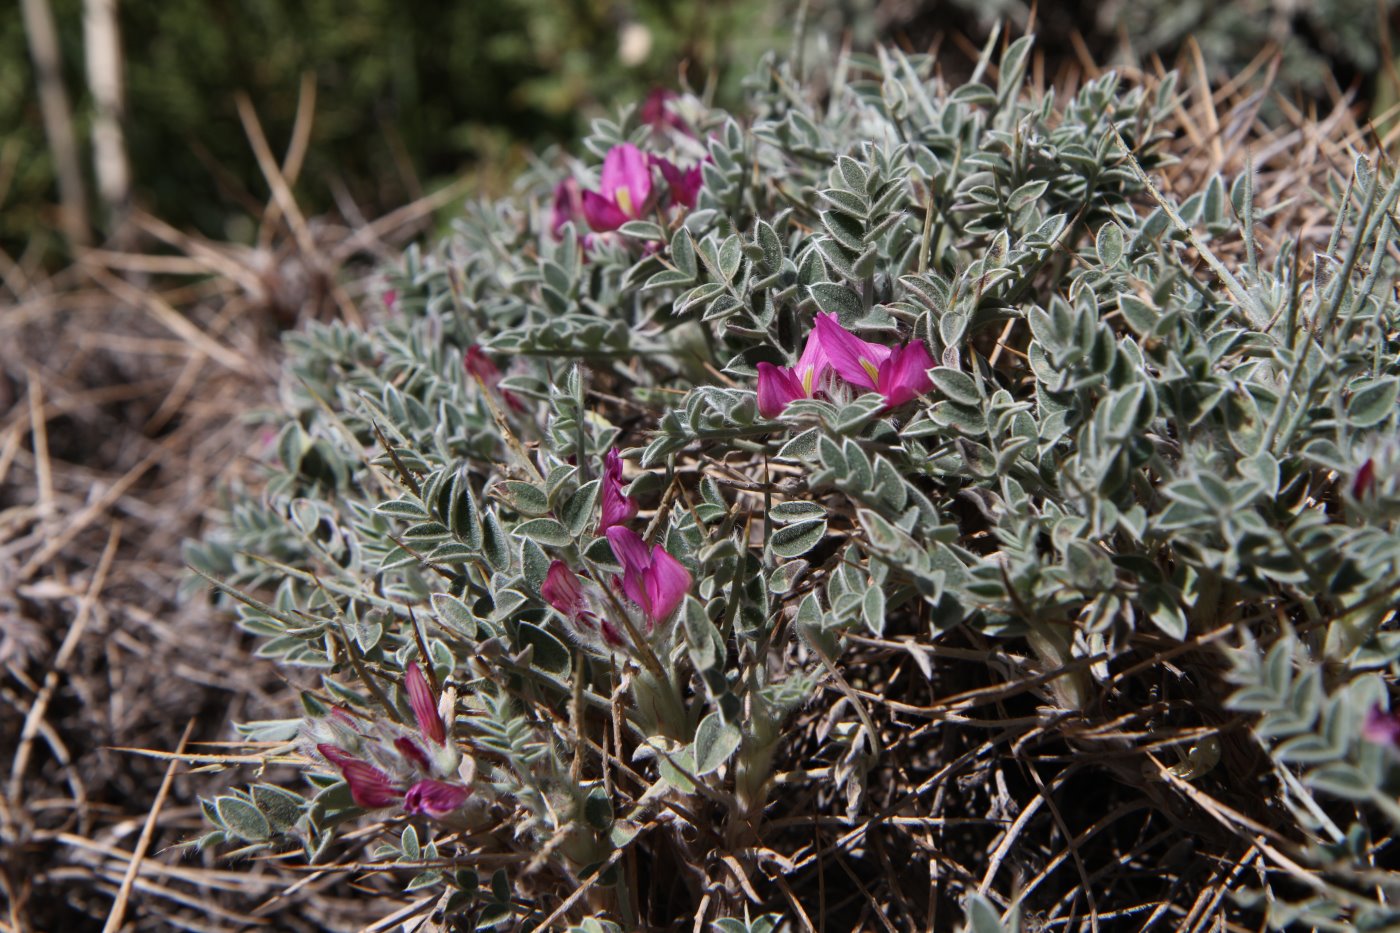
[
  {"left": 542, "top": 559, "right": 622, "bottom": 646},
  {"left": 604, "top": 526, "right": 692, "bottom": 630},
  {"left": 815, "top": 313, "right": 933, "bottom": 410},
  {"left": 317, "top": 744, "right": 403, "bottom": 809},
  {"left": 583, "top": 144, "right": 653, "bottom": 232},
  {"left": 640, "top": 87, "right": 692, "bottom": 136},
  {"left": 404, "top": 779, "right": 472, "bottom": 818},
  {"left": 1364, "top": 705, "right": 1400, "bottom": 747},
  {"left": 598, "top": 447, "right": 639, "bottom": 534},
  {"left": 651, "top": 154, "right": 703, "bottom": 210},
  {"left": 755, "top": 313, "right": 839, "bottom": 417},
  {"left": 756, "top": 363, "right": 807, "bottom": 418}
]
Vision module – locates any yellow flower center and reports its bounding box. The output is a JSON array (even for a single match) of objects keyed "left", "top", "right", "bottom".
[
  {"left": 860, "top": 358, "right": 881, "bottom": 384},
  {"left": 615, "top": 187, "right": 636, "bottom": 218}
]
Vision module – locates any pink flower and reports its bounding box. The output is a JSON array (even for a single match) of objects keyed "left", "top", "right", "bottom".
[
  {"left": 604, "top": 526, "right": 692, "bottom": 629},
  {"left": 874, "top": 342, "right": 936, "bottom": 408},
  {"left": 815, "top": 314, "right": 933, "bottom": 410},
  {"left": 464, "top": 345, "right": 527, "bottom": 413},
  {"left": 542, "top": 560, "right": 588, "bottom": 621},
  {"left": 754, "top": 313, "right": 840, "bottom": 417},
  {"left": 640, "top": 88, "right": 692, "bottom": 136},
  {"left": 756, "top": 363, "right": 807, "bottom": 418},
  {"left": 651, "top": 154, "right": 703, "bottom": 209},
  {"left": 583, "top": 144, "right": 653, "bottom": 232},
  {"left": 405, "top": 662, "right": 446, "bottom": 746},
  {"left": 403, "top": 779, "right": 471, "bottom": 818},
  {"left": 317, "top": 744, "right": 402, "bottom": 809},
  {"left": 394, "top": 736, "right": 432, "bottom": 772},
  {"left": 598, "top": 448, "right": 638, "bottom": 533},
  {"left": 541, "top": 560, "right": 622, "bottom": 645},
  {"left": 1364, "top": 705, "right": 1400, "bottom": 746},
  {"left": 551, "top": 178, "right": 585, "bottom": 240},
  {"left": 383, "top": 288, "right": 397, "bottom": 311}
]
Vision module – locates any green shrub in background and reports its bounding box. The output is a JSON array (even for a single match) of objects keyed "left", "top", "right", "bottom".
[
  {"left": 1, "top": 0, "right": 788, "bottom": 261},
  {"left": 928, "top": 0, "right": 1400, "bottom": 99},
  {"left": 8, "top": 1, "right": 1400, "bottom": 270},
  {"left": 190, "top": 27, "right": 1400, "bottom": 931}
]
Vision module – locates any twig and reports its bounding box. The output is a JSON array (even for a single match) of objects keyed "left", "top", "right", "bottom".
[
  {"left": 19, "top": 0, "right": 89, "bottom": 247},
  {"left": 101, "top": 718, "right": 196, "bottom": 933}
]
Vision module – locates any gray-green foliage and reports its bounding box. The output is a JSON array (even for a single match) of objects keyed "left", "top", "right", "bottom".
[{"left": 192, "top": 33, "right": 1400, "bottom": 930}]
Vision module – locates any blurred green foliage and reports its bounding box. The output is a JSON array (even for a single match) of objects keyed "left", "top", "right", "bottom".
[
  {"left": 1, "top": 0, "right": 790, "bottom": 262},
  {"left": 6, "top": 0, "right": 1399, "bottom": 268}
]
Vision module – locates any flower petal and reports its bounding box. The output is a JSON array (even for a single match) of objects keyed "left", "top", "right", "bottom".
[
  {"left": 815, "top": 313, "right": 891, "bottom": 391},
  {"left": 551, "top": 178, "right": 582, "bottom": 240},
  {"left": 464, "top": 345, "right": 502, "bottom": 385},
  {"left": 875, "top": 341, "right": 934, "bottom": 409},
  {"left": 542, "top": 561, "right": 586, "bottom": 621},
  {"left": 756, "top": 362, "right": 806, "bottom": 418},
  {"left": 582, "top": 190, "right": 630, "bottom": 232},
  {"left": 793, "top": 319, "right": 834, "bottom": 395},
  {"left": 605, "top": 525, "right": 654, "bottom": 616},
  {"left": 395, "top": 736, "right": 432, "bottom": 771},
  {"left": 318, "top": 744, "right": 402, "bottom": 808},
  {"left": 403, "top": 779, "right": 471, "bottom": 818},
  {"left": 599, "top": 143, "right": 651, "bottom": 218},
  {"left": 605, "top": 526, "right": 651, "bottom": 575},
  {"left": 405, "top": 662, "right": 446, "bottom": 746},
  {"left": 642, "top": 544, "right": 691, "bottom": 627},
  {"left": 598, "top": 448, "right": 639, "bottom": 533}
]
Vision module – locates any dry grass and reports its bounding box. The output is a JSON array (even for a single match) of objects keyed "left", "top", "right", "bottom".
[
  {"left": 0, "top": 90, "right": 464, "bottom": 932},
  {"left": 0, "top": 46, "right": 1394, "bottom": 932}
]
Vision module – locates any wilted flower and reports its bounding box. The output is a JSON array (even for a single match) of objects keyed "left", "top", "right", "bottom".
[
  {"left": 405, "top": 662, "right": 445, "bottom": 746},
  {"left": 583, "top": 144, "right": 653, "bottom": 232},
  {"left": 542, "top": 560, "right": 622, "bottom": 646},
  {"left": 1354, "top": 458, "right": 1377, "bottom": 500},
  {"left": 605, "top": 526, "right": 692, "bottom": 629},
  {"left": 308, "top": 664, "right": 470, "bottom": 819},
  {"left": 598, "top": 447, "right": 639, "bottom": 533}
]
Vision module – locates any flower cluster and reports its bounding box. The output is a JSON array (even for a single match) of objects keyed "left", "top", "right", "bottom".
[
  {"left": 552, "top": 140, "right": 703, "bottom": 239},
  {"left": 541, "top": 448, "right": 691, "bottom": 649},
  {"left": 307, "top": 663, "right": 472, "bottom": 819},
  {"left": 757, "top": 312, "right": 934, "bottom": 418}
]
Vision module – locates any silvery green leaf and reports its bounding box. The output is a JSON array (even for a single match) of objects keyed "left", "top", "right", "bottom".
[
  {"left": 769, "top": 519, "right": 828, "bottom": 559},
  {"left": 216, "top": 796, "right": 270, "bottom": 842},
  {"left": 693, "top": 712, "right": 742, "bottom": 774},
  {"left": 770, "top": 501, "right": 826, "bottom": 523}
]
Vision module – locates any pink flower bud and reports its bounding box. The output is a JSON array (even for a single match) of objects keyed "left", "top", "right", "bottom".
[
  {"left": 404, "top": 662, "right": 446, "bottom": 746},
  {"left": 598, "top": 448, "right": 639, "bottom": 534}
]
